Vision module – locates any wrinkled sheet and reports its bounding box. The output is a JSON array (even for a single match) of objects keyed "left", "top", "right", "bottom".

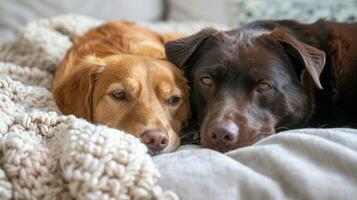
[{"left": 154, "top": 128, "right": 357, "bottom": 200}]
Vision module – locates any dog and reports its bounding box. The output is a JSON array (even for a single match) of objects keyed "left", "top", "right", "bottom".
[
  {"left": 52, "top": 21, "right": 189, "bottom": 155},
  {"left": 165, "top": 20, "right": 357, "bottom": 152}
]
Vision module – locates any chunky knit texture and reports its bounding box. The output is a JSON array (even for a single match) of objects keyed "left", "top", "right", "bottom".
[{"left": 0, "top": 15, "right": 196, "bottom": 200}]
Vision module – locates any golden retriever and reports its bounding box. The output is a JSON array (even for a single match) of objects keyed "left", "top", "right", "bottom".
[{"left": 52, "top": 21, "right": 189, "bottom": 154}]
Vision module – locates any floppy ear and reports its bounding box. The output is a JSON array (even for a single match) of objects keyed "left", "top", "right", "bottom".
[
  {"left": 270, "top": 28, "right": 326, "bottom": 89},
  {"left": 53, "top": 57, "right": 105, "bottom": 121},
  {"left": 165, "top": 27, "right": 218, "bottom": 68}
]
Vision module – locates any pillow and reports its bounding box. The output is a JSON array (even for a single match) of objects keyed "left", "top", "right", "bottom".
[
  {"left": 0, "top": 0, "right": 163, "bottom": 42},
  {"left": 167, "top": 0, "right": 357, "bottom": 26},
  {"left": 230, "top": 0, "right": 357, "bottom": 26},
  {"left": 166, "top": 0, "right": 232, "bottom": 25}
]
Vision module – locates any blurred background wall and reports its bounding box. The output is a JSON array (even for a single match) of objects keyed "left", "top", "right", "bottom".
[{"left": 1, "top": 0, "right": 357, "bottom": 42}]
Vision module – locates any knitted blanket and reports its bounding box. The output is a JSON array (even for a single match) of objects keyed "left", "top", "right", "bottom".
[{"left": 0, "top": 15, "right": 226, "bottom": 200}]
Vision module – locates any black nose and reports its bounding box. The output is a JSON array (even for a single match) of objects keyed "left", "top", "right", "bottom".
[
  {"left": 140, "top": 130, "right": 168, "bottom": 153},
  {"left": 208, "top": 122, "right": 239, "bottom": 146}
]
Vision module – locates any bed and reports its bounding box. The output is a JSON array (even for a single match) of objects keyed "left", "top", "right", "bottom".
[{"left": 0, "top": 14, "right": 356, "bottom": 200}]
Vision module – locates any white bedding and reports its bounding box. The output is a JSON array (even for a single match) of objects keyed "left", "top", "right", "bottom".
[
  {"left": 154, "top": 128, "right": 357, "bottom": 200},
  {"left": 1, "top": 14, "right": 356, "bottom": 200}
]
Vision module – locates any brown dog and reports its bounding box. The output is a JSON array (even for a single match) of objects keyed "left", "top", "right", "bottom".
[
  {"left": 52, "top": 21, "right": 189, "bottom": 155},
  {"left": 165, "top": 20, "right": 357, "bottom": 152}
]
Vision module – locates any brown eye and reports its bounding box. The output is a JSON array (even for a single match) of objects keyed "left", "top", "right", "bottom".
[
  {"left": 200, "top": 75, "right": 213, "bottom": 87},
  {"left": 166, "top": 95, "right": 180, "bottom": 106},
  {"left": 111, "top": 90, "right": 127, "bottom": 100},
  {"left": 257, "top": 81, "right": 272, "bottom": 92}
]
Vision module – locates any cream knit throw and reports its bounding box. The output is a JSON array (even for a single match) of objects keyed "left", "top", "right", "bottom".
[{"left": 0, "top": 15, "right": 204, "bottom": 200}]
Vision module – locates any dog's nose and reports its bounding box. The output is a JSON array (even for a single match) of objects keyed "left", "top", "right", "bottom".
[
  {"left": 140, "top": 130, "right": 169, "bottom": 153},
  {"left": 208, "top": 122, "right": 239, "bottom": 146}
]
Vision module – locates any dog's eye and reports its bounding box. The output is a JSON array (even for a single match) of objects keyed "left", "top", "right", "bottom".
[
  {"left": 111, "top": 90, "right": 127, "bottom": 100},
  {"left": 200, "top": 76, "right": 213, "bottom": 87},
  {"left": 166, "top": 95, "right": 181, "bottom": 106},
  {"left": 257, "top": 81, "right": 272, "bottom": 92}
]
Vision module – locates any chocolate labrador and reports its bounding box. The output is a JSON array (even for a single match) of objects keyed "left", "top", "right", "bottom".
[{"left": 165, "top": 20, "right": 357, "bottom": 152}]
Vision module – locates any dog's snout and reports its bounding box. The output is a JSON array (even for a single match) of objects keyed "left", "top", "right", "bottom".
[
  {"left": 140, "top": 130, "right": 168, "bottom": 154},
  {"left": 208, "top": 121, "right": 239, "bottom": 146}
]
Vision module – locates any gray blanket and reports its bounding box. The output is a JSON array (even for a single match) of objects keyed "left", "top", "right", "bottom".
[{"left": 154, "top": 128, "right": 357, "bottom": 200}]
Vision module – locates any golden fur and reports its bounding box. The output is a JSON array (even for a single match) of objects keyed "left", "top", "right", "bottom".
[{"left": 52, "top": 21, "right": 189, "bottom": 153}]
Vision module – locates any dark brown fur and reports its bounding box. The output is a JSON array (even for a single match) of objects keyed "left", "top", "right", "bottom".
[{"left": 165, "top": 20, "right": 357, "bottom": 152}]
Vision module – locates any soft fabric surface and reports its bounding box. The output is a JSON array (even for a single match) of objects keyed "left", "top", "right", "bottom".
[
  {"left": 154, "top": 128, "right": 357, "bottom": 200},
  {"left": 0, "top": 0, "right": 164, "bottom": 42},
  {"left": 168, "top": 0, "right": 357, "bottom": 26},
  {"left": 229, "top": 0, "right": 357, "bottom": 26}
]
